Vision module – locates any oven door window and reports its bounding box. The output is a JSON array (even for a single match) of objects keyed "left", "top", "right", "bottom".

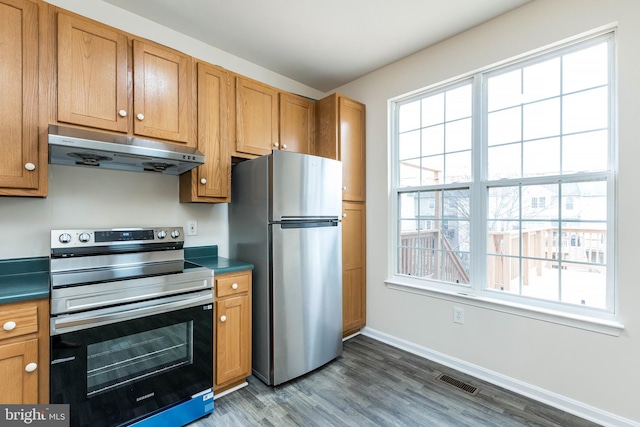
[{"left": 87, "top": 321, "right": 193, "bottom": 397}]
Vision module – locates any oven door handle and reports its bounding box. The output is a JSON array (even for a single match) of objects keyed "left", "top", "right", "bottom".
[{"left": 50, "top": 290, "right": 213, "bottom": 335}]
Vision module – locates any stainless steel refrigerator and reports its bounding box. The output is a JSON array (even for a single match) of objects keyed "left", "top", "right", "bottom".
[{"left": 229, "top": 150, "right": 343, "bottom": 386}]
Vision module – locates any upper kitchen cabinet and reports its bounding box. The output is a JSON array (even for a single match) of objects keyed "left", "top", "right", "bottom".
[
  {"left": 233, "top": 76, "right": 278, "bottom": 157},
  {"left": 180, "top": 62, "right": 231, "bottom": 203},
  {"left": 315, "top": 93, "right": 366, "bottom": 202},
  {"left": 279, "top": 92, "right": 315, "bottom": 155},
  {"left": 132, "top": 39, "right": 193, "bottom": 143},
  {"left": 56, "top": 12, "right": 128, "bottom": 133},
  {"left": 55, "top": 10, "right": 195, "bottom": 145},
  {"left": 0, "top": 0, "right": 45, "bottom": 197}
]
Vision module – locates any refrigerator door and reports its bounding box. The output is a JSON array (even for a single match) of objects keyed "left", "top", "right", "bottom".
[
  {"left": 270, "top": 220, "right": 343, "bottom": 385},
  {"left": 270, "top": 151, "right": 342, "bottom": 221}
]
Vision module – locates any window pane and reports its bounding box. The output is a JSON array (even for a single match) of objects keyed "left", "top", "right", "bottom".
[
  {"left": 421, "top": 125, "right": 444, "bottom": 156},
  {"left": 444, "top": 151, "right": 471, "bottom": 183},
  {"left": 446, "top": 118, "right": 471, "bottom": 152},
  {"left": 421, "top": 156, "right": 444, "bottom": 185},
  {"left": 446, "top": 85, "right": 472, "bottom": 121},
  {"left": 563, "top": 87, "right": 608, "bottom": 134},
  {"left": 520, "top": 260, "right": 560, "bottom": 301},
  {"left": 488, "top": 187, "right": 520, "bottom": 220},
  {"left": 560, "top": 263, "right": 606, "bottom": 309},
  {"left": 523, "top": 137, "right": 560, "bottom": 177},
  {"left": 562, "top": 130, "right": 608, "bottom": 173},
  {"left": 488, "top": 144, "right": 521, "bottom": 180},
  {"left": 398, "top": 130, "right": 420, "bottom": 160},
  {"left": 422, "top": 93, "right": 444, "bottom": 127},
  {"left": 561, "top": 181, "right": 607, "bottom": 220},
  {"left": 487, "top": 221, "right": 519, "bottom": 255},
  {"left": 488, "top": 107, "right": 521, "bottom": 146},
  {"left": 523, "top": 57, "right": 560, "bottom": 103},
  {"left": 563, "top": 42, "right": 608, "bottom": 93},
  {"left": 523, "top": 98, "right": 560, "bottom": 140},
  {"left": 399, "top": 100, "right": 421, "bottom": 132},
  {"left": 487, "top": 254, "right": 520, "bottom": 292},
  {"left": 522, "top": 184, "right": 559, "bottom": 219},
  {"left": 443, "top": 189, "right": 470, "bottom": 219},
  {"left": 399, "top": 159, "right": 420, "bottom": 187},
  {"left": 488, "top": 69, "right": 521, "bottom": 111}
]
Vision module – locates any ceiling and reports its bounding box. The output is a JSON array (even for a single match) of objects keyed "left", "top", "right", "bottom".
[{"left": 103, "top": 0, "right": 534, "bottom": 93}]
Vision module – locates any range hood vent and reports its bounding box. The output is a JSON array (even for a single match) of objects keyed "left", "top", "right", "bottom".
[{"left": 48, "top": 125, "right": 205, "bottom": 175}]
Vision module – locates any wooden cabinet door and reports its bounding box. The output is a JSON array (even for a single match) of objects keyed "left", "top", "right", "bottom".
[
  {"left": 180, "top": 62, "right": 230, "bottom": 202},
  {"left": 340, "top": 97, "right": 366, "bottom": 202},
  {"left": 133, "top": 39, "right": 193, "bottom": 144},
  {"left": 0, "top": 339, "right": 38, "bottom": 404},
  {"left": 235, "top": 77, "right": 278, "bottom": 156},
  {"left": 279, "top": 92, "right": 315, "bottom": 154},
  {"left": 57, "top": 12, "right": 129, "bottom": 133},
  {"left": 0, "top": 0, "right": 39, "bottom": 191},
  {"left": 215, "top": 294, "right": 251, "bottom": 388},
  {"left": 342, "top": 201, "right": 366, "bottom": 336}
]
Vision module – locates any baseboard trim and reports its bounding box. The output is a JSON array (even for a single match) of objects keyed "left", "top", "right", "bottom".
[
  {"left": 213, "top": 381, "right": 248, "bottom": 400},
  {"left": 361, "top": 326, "right": 639, "bottom": 427}
]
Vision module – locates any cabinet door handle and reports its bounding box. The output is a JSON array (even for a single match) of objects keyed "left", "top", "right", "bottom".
[
  {"left": 220, "top": 315, "right": 227, "bottom": 323},
  {"left": 342, "top": 186, "right": 347, "bottom": 191},
  {"left": 282, "top": 144, "right": 287, "bottom": 150},
  {"left": 25, "top": 363, "right": 37, "bottom": 373},
  {"left": 136, "top": 113, "right": 145, "bottom": 121},
  {"left": 118, "top": 109, "right": 127, "bottom": 117},
  {"left": 24, "top": 163, "right": 36, "bottom": 171},
  {"left": 200, "top": 178, "right": 207, "bottom": 185},
  {"left": 3, "top": 321, "right": 16, "bottom": 331},
  {"left": 273, "top": 142, "right": 279, "bottom": 148},
  {"left": 343, "top": 213, "right": 347, "bottom": 218},
  {"left": 231, "top": 283, "right": 238, "bottom": 290}
]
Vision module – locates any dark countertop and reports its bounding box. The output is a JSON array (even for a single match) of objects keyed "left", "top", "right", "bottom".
[
  {"left": 185, "top": 246, "right": 254, "bottom": 274},
  {"left": 0, "top": 257, "right": 50, "bottom": 304},
  {"left": 0, "top": 245, "right": 252, "bottom": 306}
]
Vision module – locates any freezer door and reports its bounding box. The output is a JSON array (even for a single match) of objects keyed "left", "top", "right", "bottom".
[
  {"left": 270, "top": 151, "right": 342, "bottom": 221},
  {"left": 270, "top": 221, "right": 343, "bottom": 385}
]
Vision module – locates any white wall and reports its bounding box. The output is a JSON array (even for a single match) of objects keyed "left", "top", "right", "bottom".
[
  {"left": 336, "top": 0, "right": 640, "bottom": 424},
  {"left": 0, "top": 0, "right": 324, "bottom": 260}
]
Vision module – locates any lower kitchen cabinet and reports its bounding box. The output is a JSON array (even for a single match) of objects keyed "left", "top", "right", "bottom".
[
  {"left": 0, "top": 299, "right": 49, "bottom": 403},
  {"left": 214, "top": 270, "right": 252, "bottom": 393},
  {"left": 342, "top": 201, "right": 366, "bottom": 337}
]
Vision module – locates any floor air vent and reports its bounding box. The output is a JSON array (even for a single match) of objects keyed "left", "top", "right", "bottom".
[{"left": 436, "top": 374, "right": 479, "bottom": 396}]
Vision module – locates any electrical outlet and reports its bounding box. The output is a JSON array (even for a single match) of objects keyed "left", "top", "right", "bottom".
[
  {"left": 453, "top": 306, "right": 465, "bottom": 324},
  {"left": 187, "top": 221, "right": 198, "bottom": 236}
]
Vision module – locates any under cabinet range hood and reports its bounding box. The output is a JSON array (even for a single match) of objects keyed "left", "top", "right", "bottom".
[{"left": 48, "top": 125, "right": 205, "bottom": 175}]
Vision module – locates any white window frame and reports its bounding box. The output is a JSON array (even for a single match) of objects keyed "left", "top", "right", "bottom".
[{"left": 386, "top": 29, "right": 623, "bottom": 336}]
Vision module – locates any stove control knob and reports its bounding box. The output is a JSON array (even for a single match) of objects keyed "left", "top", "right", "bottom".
[
  {"left": 157, "top": 230, "right": 167, "bottom": 239},
  {"left": 79, "top": 233, "right": 91, "bottom": 243},
  {"left": 171, "top": 229, "right": 181, "bottom": 239},
  {"left": 58, "top": 233, "right": 72, "bottom": 244}
]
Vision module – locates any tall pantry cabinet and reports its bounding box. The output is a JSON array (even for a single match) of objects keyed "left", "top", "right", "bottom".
[{"left": 315, "top": 93, "right": 366, "bottom": 337}]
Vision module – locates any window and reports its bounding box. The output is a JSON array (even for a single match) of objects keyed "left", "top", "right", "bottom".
[{"left": 391, "top": 32, "right": 615, "bottom": 318}]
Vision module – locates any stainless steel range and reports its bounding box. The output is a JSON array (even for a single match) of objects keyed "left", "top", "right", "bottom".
[{"left": 49, "top": 227, "right": 214, "bottom": 427}]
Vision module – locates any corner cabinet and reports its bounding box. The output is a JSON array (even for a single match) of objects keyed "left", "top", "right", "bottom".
[
  {"left": 54, "top": 10, "right": 195, "bottom": 146},
  {"left": 0, "top": 0, "right": 46, "bottom": 197},
  {"left": 315, "top": 93, "right": 367, "bottom": 337},
  {"left": 214, "top": 270, "right": 252, "bottom": 393},
  {"left": 0, "top": 299, "right": 49, "bottom": 403},
  {"left": 180, "top": 62, "right": 231, "bottom": 203}
]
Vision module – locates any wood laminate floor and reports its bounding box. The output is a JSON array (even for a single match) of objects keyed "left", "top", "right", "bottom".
[{"left": 191, "top": 335, "right": 600, "bottom": 426}]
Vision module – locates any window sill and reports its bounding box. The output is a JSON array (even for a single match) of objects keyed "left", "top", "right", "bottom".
[{"left": 385, "top": 279, "right": 624, "bottom": 336}]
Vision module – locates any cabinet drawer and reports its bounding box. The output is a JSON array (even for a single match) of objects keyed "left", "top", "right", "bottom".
[
  {"left": 216, "top": 273, "right": 250, "bottom": 298},
  {"left": 0, "top": 306, "right": 38, "bottom": 341}
]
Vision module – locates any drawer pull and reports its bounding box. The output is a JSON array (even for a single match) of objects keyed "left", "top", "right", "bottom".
[
  {"left": 25, "top": 363, "right": 37, "bottom": 373},
  {"left": 3, "top": 321, "right": 16, "bottom": 331},
  {"left": 220, "top": 315, "right": 227, "bottom": 323},
  {"left": 232, "top": 283, "right": 239, "bottom": 290}
]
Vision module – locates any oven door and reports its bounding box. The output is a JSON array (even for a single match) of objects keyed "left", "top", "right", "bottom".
[{"left": 50, "top": 290, "right": 213, "bottom": 427}]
